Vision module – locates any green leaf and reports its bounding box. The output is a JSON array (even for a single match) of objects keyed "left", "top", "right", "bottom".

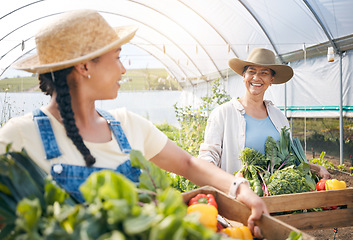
[
  {"left": 16, "top": 198, "right": 42, "bottom": 233},
  {"left": 304, "top": 174, "right": 316, "bottom": 191},
  {"left": 103, "top": 199, "right": 131, "bottom": 224},
  {"left": 130, "top": 150, "right": 171, "bottom": 192},
  {"left": 183, "top": 214, "right": 221, "bottom": 240},
  {"left": 97, "top": 231, "right": 126, "bottom": 240},
  {"left": 44, "top": 178, "right": 71, "bottom": 206},
  {"left": 9, "top": 150, "right": 47, "bottom": 189},
  {"left": 156, "top": 187, "right": 187, "bottom": 218},
  {"left": 0, "top": 181, "right": 10, "bottom": 195},
  {"left": 0, "top": 152, "right": 45, "bottom": 207},
  {"left": 0, "top": 194, "right": 17, "bottom": 221},
  {"left": 0, "top": 223, "right": 16, "bottom": 239},
  {"left": 291, "top": 138, "right": 308, "bottom": 164},
  {"left": 286, "top": 231, "right": 303, "bottom": 240},
  {"left": 123, "top": 213, "right": 161, "bottom": 235},
  {"left": 149, "top": 215, "right": 183, "bottom": 240},
  {"left": 80, "top": 170, "right": 138, "bottom": 206}
]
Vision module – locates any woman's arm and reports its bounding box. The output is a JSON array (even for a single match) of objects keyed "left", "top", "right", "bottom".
[
  {"left": 150, "top": 139, "right": 268, "bottom": 237},
  {"left": 308, "top": 162, "right": 332, "bottom": 179}
]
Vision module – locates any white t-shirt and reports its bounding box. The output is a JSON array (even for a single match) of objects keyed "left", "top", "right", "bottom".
[{"left": 0, "top": 107, "right": 168, "bottom": 173}]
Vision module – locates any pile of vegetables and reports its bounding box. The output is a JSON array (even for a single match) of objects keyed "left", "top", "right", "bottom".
[
  {"left": 0, "top": 148, "right": 227, "bottom": 240},
  {"left": 185, "top": 193, "right": 301, "bottom": 240},
  {"left": 238, "top": 127, "right": 317, "bottom": 197}
]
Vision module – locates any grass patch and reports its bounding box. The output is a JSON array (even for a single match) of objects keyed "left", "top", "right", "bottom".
[
  {"left": 0, "top": 76, "right": 38, "bottom": 92},
  {"left": 0, "top": 68, "right": 181, "bottom": 92},
  {"left": 291, "top": 117, "right": 353, "bottom": 160}
]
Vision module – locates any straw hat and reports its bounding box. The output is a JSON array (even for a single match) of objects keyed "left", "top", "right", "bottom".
[
  {"left": 12, "top": 9, "right": 138, "bottom": 74},
  {"left": 228, "top": 48, "right": 293, "bottom": 84}
]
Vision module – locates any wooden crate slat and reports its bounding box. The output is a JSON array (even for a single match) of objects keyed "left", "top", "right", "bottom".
[
  {"left": 273, "top": 208, "right": 353, "bottom": 230},
  {"left": 262, "top": 188, "right": 353, "bottom": 213}
]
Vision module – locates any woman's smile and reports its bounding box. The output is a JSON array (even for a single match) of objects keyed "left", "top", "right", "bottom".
[{"left": 250, "top": 82, "right": 263, "bottom": 87}]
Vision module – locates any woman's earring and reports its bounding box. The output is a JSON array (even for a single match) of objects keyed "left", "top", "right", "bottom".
[{"left": 88, "top": 74, "right": 91, "bottom": 79}]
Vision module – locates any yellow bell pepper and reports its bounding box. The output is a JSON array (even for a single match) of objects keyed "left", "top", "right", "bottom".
[
  {"left": 220, "top": 226, "right": 253, "bottom": 240},
  {"left": 325, "top": 179, "right": 346, "bottom": 190},
  {"left": 186, "top": 203, "right": 218, "bottom": 231}
]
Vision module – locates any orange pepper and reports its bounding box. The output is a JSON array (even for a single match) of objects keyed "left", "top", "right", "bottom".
[
  {"left": 220, "top": 226, "right": 253, "bottom": 240},
  {"left": 186, "top": 203, "right": 218, "bottom": 231}
]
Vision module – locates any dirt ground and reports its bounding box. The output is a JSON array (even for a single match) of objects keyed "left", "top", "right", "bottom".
[{"left": 303, "top": 154, "right": 353, "bottom": 240}]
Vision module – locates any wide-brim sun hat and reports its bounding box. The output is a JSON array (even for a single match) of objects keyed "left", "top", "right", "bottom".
[
  {"left": 228, "top": 48, "right": 293, "bottom": 84},
  {"left": 12, "top": 9, "right": 138, "bottom": 74}
]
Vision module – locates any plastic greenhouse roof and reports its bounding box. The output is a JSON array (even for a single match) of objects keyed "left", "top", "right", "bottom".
[{"left": 1, "top": 0, "right": 352, "bottom": 86}]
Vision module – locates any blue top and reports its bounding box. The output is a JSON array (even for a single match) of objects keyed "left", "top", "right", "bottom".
[{"left": 244, "top": 113, "right": 280, "bottom": 154}]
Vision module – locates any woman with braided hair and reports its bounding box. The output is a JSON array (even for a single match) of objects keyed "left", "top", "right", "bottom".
[
  {"left": 0, "top": 9, "right": 268, "bottom": 237},
  {"left": 39, "top": 67, "right": 96, "bottom": 167}
]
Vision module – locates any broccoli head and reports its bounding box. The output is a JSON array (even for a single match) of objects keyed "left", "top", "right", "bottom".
[{"left": 267, "top": 167, "right": 311, "bottom": 196}]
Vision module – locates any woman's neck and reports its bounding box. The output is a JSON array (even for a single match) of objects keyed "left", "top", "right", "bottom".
[
  {"left": 45, "top": 94, "right": 111, "bottom": 142},
  {"left": 45, "top": 93, "right": 99, "bottom": 128},
  {"left": 239, "top": 95, "right": 267, "bottom": 119}
]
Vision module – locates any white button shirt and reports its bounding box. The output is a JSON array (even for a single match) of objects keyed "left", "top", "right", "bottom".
[{"left": 198, "top": 98, "right": 290, "bottom": 174}]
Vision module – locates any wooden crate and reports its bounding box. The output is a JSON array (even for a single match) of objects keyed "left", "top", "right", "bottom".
[
  {"left": 182, "top": 186, "right": 315, "bottom": 240},
  {"left": 261, "top": 187, "right": 353, "bottom": 231}
]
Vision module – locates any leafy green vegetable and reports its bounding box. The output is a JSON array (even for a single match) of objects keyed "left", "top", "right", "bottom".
[
  {"left": 267, "top": 167, "right": 311, "bottom": 196},
  {"left": 286, "top": 231, "right": 303, "bottom": 240},
  {"left": 309, "top": 151, "right": 335, "bottom": 170},
  {"left": 239, "top": 147, "right": 267, "bottom": 170},
  {"left": 166, "top": 172, "right": 198, "bottom": 193},
  {"left": 238, "top": 148, "right": 267, "bottom": 196},
  {"left": 80, "top": 170, "right": 138, "bottom": 206},
  {"left": 0, "top": 149, "right": 225, "bottom": 240},
  {"left": 238, "top": 126, "right": 320, "bottom": 197},
  {"left": 265, "top": 136, "right": 282, "bottom": 175},
  {"left": 130, "top": 150, "right": 171, "bottom": 192}
]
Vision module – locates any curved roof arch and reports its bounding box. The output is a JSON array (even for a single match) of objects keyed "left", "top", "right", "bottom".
[{"left": 1, "top": 0, "right": 352, "bottom": 86}]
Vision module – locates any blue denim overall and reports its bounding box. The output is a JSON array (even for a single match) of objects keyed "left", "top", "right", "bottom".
[{"left": 33, "top": 109, "right": 141, "bottom": 202}]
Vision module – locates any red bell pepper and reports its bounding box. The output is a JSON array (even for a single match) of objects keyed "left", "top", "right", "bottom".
[
  {"left": 315, "top": 179, "right": 346, "bottom": 210},
  {"left": 315, "top": 179, "right": 327, "bottom": 191},
  {"left": 188, "top": 193, "right": 218, "bottom": 209}
]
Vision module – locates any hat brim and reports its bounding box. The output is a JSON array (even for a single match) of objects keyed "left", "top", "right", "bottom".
[
  {"left": 12, "top": 25, "right": 138, "bottom": 74},
  {"left": 228, "top": 58, "right": 293, "bottom": 84}
]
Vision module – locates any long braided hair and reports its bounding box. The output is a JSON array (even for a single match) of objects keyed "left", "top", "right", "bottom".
[{"left": 39, "top": 67, "right": 96, "bottom": 167}]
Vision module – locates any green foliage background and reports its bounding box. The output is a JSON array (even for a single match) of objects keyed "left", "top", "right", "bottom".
[{"left": 156, "top": 79, "right": 231, "bottom": 192}]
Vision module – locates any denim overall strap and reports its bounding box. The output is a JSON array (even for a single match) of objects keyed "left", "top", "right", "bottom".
[
  {"left": 96, "top": 109, "right": 131, "bottom": 154},
  {"left": 33, "top": 109, "right": 62, "bottom": 160},
  {"left": 34, "top": 108, "right": 140, "bottom": 203}
]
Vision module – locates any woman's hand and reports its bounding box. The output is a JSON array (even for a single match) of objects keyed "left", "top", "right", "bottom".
[
  {"left": 308, "top": 162, "right": 332, "bottom": 179},
  {"left": 317, "top": 165, "right": 332, "bottom": 179},
  {"left": 235, "top": 173, "right": 268, "bottom": 238}
]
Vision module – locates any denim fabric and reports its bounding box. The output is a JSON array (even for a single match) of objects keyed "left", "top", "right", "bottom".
[
  {"left": 96, "top": 109, "right": 131, "bottom": 154},
  {"left": 33, "top": 109, "right": 62, "bottom": 159},
  {"left": 34, "top": 109, "right": 141, "bottom": 203},
  {"left": 51, "top": 160, "right": 140, "bottom": 202}
]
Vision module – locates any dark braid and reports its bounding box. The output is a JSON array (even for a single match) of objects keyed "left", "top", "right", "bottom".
[
  {"left": 39, "top": 72, "right": 55, "bottom": 96},
  {"left": 39, "top": 68, "right": 96, "bottom": 167}
]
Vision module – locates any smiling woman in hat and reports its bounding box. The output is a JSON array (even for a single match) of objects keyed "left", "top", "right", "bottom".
[
  {"left": 0, "top": 9, "right": 268, "bottom": 237},
  {"left": 199, "top": 48, "right": 331, "bottom": 179}
]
